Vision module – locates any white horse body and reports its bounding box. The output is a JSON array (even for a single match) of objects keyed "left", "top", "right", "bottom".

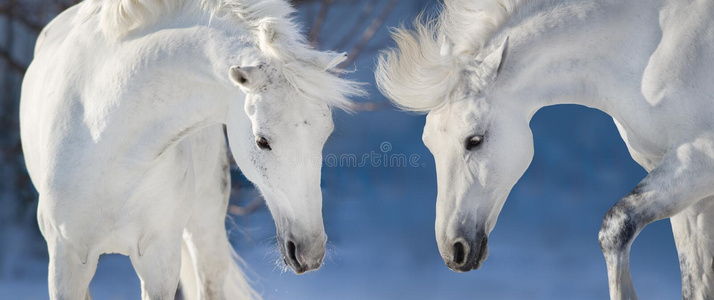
[
  {"left": 21, "top": 0, "right": 361, "bottom": 299},
  {"left": 24, "top": 3, "right": 229, "bottom": 255},
  {"left": 22, "top": 4, "right": 258, "bottom": 299},
  {"left": 377, "top": 0, "right": 714, "bottom": 298}
]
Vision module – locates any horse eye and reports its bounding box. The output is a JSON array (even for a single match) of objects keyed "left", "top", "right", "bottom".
[
  {"left": 466, "top": 135, "right": 483, "bottom": 151},
  {"left": 256, "top": 136, "right": 271, "bottom": 150}
]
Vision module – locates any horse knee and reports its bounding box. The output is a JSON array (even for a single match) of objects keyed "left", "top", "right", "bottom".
[
  {"left": 47, "top": 243, "right": 98, "bottom": 300},
  {"left": 132, "top": 236, "right": 183, "bottom": 300},
  {"left": 599, "top": 203, "right": 640, "bottom": 253}
]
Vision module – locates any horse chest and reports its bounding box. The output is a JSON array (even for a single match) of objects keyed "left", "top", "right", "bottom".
[
  {"left": 47, "top": 143, "right": 196, "bottom": 222},
  {"left": 612, "top": 118, "right": 664, "bottom": 171}
]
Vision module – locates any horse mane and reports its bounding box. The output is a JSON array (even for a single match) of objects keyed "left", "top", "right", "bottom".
[
  {"left": 375, "top": 0, "right": 520, "bottom": 112},
  {"left": 75, "top": 0, "right": 295, "bottom": 40},
  {"left": 442, "top": 0, "right": 519, "bottom": 56},
  {"left": 75, "top": 0, "right": 364, "bottom": 111}
]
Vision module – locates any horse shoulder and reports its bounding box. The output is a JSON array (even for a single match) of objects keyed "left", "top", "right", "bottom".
[
  {"left": 21, "top": 5, "right": 82, "bottom": 182},
  {"left": 641, "top": 1, "right": 714, "bottom": 107},
  {"left": 612, "top": 118, "right": 661, "bottom": 171}
]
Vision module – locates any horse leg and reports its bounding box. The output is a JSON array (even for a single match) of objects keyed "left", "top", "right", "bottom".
[
  {"left": 598, "top": 140, "right": 714, "bottom": 300},
  {"left": 180, "top": 150, "right": 255, "bottom": 300},
  {"left": 47, "top": 240, "right": 98, "bottom": 300},
  {"left": 671, "top": 198, "right": 714, "bottom": 300},
  {"left": 130, "top": 233, "right": 183, "bottom": 300},
  {"left": 181, "top": 187, "right": 233, "bottom": 300},
  {"left": 182, "top": 215, "right": 233, "bottom": 300}
]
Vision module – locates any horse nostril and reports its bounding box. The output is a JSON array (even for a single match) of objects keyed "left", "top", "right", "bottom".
[
  {"left": 453, "top": 241, "right": 467, "bottom": 265},
  {"left": 286, "top": 240, "right": 299, "bottom": 266}
]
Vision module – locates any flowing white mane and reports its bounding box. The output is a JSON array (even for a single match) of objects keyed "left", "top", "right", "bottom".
[
  {"left": 75, "top": 0, "right": 364, "bottom": 111},
  {"left": 442, "top": 0, "right": 519, "bottom": 56},
  {"left": 375, "top": 0, "right": 520, "bottom": 112}
]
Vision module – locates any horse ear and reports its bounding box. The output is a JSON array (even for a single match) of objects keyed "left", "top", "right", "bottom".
[
  {"left": 312, "top": 51, "right": 348, "bottom": 70},
  {"left": 479, "top": 36, "right": 509, "bottom": 82},
  {"left": 229, "top": 66, "right": 262, "bottom": 91}
]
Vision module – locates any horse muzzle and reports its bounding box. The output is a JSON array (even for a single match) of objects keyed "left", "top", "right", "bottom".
[
  {"left": 278, "top": 231, "right": 327, "bottom": 274},
  {"left": 441, "top": 232, "right": 489, "bottom": 272}
]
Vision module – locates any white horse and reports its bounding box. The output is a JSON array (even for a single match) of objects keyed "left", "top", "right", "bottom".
[
  {"left": 377, "top": 0, "right": 714, "bottom": 298},
  {"left": 20, "top": 0, "right": 363, "bottom": 299}
]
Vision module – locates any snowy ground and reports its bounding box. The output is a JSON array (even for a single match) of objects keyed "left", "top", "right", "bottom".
[
  {"left": 0, "top": 198, "right": 682, "bottom": 300},
  {"left": 0, "top": 202, "right": 683, "bottom": 300}
]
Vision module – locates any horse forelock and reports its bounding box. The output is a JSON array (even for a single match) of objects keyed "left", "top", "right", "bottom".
[
  {"left": 375, "top": 14, "right": 458, "bottom": 113},
  {"left": 75, "top": 0, "right": 363, "bottom": 111},
  {"left": 376, "top": 0, "right": 521, "bottom": 112}
]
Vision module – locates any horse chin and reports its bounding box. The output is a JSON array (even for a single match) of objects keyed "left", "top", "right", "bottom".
[
  {"left": 280, "top": 252, "right": 324, "bottom": 275},
  {"left": 473, "top": 243, "right": 489, "bottom": 270},
  {"left": 284, "top": 258, "right": 321, "bottom": 275}
]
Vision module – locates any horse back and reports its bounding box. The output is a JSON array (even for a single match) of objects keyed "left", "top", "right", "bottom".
[{"left": 34, "top": 4, "right": 80, "bottom": 56}]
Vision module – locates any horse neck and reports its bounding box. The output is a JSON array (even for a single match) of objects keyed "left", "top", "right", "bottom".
[
  {"left": 488, "top": 0, "right": 658, "bottom": 121},
  {"left": 114, "top": 23, "right": 253, "bottom": 161}
]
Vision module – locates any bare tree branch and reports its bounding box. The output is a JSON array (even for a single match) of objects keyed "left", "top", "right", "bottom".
[
  {"left": 332, "top": 0, "right": 379, "bottom": 51},
  {"left": 228, "top": 198, "right": 265, "bottom": 216},
  {"left": 339, "top": 0, "right": 398, "bottom": 69},
  {"left": 13, "top": 13, "right": 44, "bottom": 32},
  {"left": 0, "top": 47, "right": 26, "bottom": 73},
  {"left": 0, "top": 1, "right": 16, "bottom": 14},
  {"left": 308, "top": 0, "right": 333, "bottom": 48},
  {"left": 58, "top": 0, "right": 82, "bottom": 11},
  {"left": 0, "top": 1, "right": 45, "bottom": 33}
]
